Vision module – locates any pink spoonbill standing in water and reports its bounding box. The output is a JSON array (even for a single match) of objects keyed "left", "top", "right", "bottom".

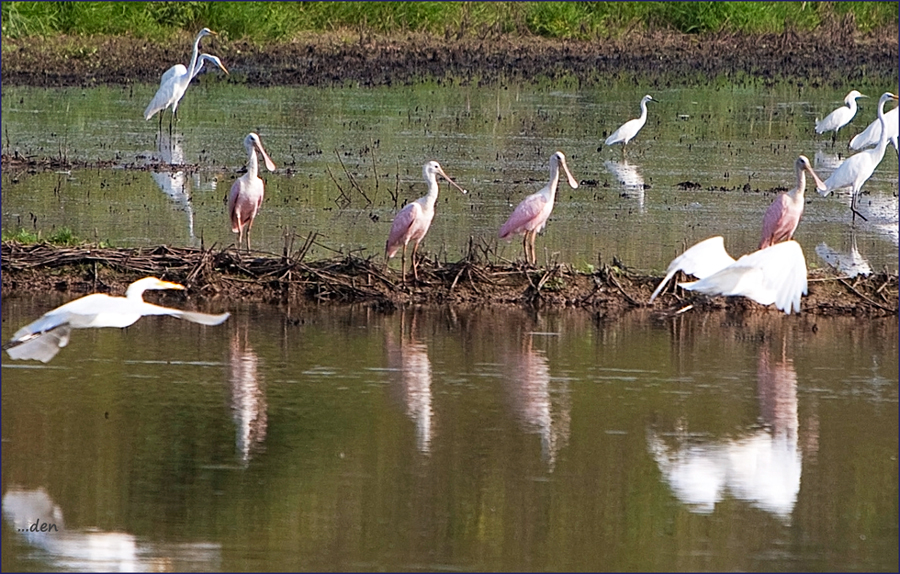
[
  {"left": 498, "top": 151, "right": 579, "bottom": 266},
  {"left": 228, "top": 133, "right": 277, "bottom": 252},
  {"left": 759, "top": 155, "right": 825, "bottom": 250},
  {"left": 385, "top": 161, "right": 468, "bottom": 282}
]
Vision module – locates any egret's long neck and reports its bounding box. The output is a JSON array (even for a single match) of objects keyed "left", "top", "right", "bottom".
[
  {"left": 638, "top": 99, "right": 649, "bottom": 122},
  {"left": 125, "top": 285, "right": 149, "bottom": 302},
  {"left": 875, "top": 99, "right": 890, "bottom": 155},
  {"left": 247, "top": 146, "right": 260, "bottom": 179},
  {"left": 187, "top": 33, "right": 203, "bottom": 78},
  {"left": 846, "top": 98, "right": 858, "bottom": 115}
]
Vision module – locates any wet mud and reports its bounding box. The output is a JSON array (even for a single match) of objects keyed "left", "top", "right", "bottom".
[
  {"left": 2, "top": 25, "right": 897, "bottom": 90},
  {"left": 2, "top": 241, "right": 896, "bottom": 318}
]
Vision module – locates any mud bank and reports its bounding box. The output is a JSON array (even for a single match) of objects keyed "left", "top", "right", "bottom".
[
  {"left": 2, "top": 26, "right": 898, "bottom": 89},
  {"left": 2, "top": 241, "right": 896, "bottom": 318}
]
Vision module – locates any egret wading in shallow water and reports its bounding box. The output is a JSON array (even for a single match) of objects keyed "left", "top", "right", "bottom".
[
  {"left": 817, "top": 92, "right": 899, "bottom": 222},
  {"left": 759, "top": 155, "right": 826, "bottom": 250},
  {"left": 498, "top": 151, "right": 579, "bottom": 266},
  {"left": 850, "top": 104, "right": 899, "bottom": 153},
  {"left": 815, "top": 90, "right": 865, "bottom": 147},
  {"left": 144, "top": 28, "right": 222, "bottom": 131},
  {"left": 385, "top": 161, "right": 468, "bottom": 283},
  {"left": 2, "top": 277, "right": 231, "bottom": 363},
  {"left": 228, "top": 133, "right": 277, "bottom": 252},
  {"left": 604, "top": 95, "right": 657, "bottom": 156},
  {"left": 649, "top": 237, "right": 808, "bottom": 315}
]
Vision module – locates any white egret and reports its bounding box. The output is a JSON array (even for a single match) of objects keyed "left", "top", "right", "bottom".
[
  {"left": 759, "top": 155, "right": 825, "bottom": 249},
  {"left": 815, "top": 89, "right": 866, "bottom": 146},
  {"left": 498, "top": 151, "right": 578, "bottom": 266},
  {"left": 649, "top": 237, "right": 808, "bottom": 315},
  {"left": 817, "top": 92, "right": 899, "bottom": 221},
  {"left": 604, "top": 95, "right": 657, "bottom": 156},
  {"left": 385, "top": 161, "right": 467, "bottom": 282},
  {"left": 228, "top": 133, "right": 277, "bottom": 252},
  {"left": 144, "top": 28, "right": 223, "bottom": 129},
  {"left": 849, "top": 105, "right": 899, "bottom": 153},
  {"left": 3, "top": 277, "right": 231, "bottom": 363}
]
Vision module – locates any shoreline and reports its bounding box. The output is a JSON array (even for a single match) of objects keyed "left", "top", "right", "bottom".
[{"left": 2, "top": 241, "right": 896, "bottom": 318}]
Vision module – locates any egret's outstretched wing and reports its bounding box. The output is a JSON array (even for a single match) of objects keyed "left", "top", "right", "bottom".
[
  {"left": 679, "top": 240, "right": 808, "bottom": 315},
  {"left": 649, "top": 236, "right": 736, "bottom": 303},
  {"left": 3, "top": 325, "right": 72, "bottom": 363}
]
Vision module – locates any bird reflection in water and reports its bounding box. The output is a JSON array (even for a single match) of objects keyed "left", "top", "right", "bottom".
[
  {"left": 385, "top": 310, "right": 434, "bottom": 454},
  {"left": 503, "top": 329, "right": 571, "bottom": 471},
  {"left": 2, "top": 487, "right": 221, "bottom": 571},
  {"left": 816, "top": 230, "right": 873, "bottom": 278},
  {"left": 603, "top": 159, "right": 646, "bottom": 212},
  {"left": 648, "top": 338, "right": 816, "bottom": 521},
  {"left": 229, "top": 324, "right": 267, "bottom": 465},
  {"left": 151, "top": 130, "right": 197, "bottom": 244}
]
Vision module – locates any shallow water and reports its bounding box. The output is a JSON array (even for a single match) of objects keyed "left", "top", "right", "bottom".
[
  {"left": 1, "top": 299, "right": 898, "bottom": 572},
  {"left": 2, "top": 80, "right": 899, "bottom": 571},
  {"left": 1, "top": 81, "right": 897, "bottom": 275}
]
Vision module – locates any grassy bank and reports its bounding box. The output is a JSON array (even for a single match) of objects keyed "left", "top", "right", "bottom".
[{"left": 2, "top": 1, "right": 897, "bottom": 42}]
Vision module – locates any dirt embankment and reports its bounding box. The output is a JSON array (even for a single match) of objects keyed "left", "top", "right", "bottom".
[
  {"left": 1, "top": 242, "right": 896, "bottom": 318},
  {"left": 2, "top": 25, "right": 898, "bottom": 89}
]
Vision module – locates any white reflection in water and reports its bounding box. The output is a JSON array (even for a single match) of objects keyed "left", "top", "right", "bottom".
[
  {"left": 648, "top": 343, "right": 809, "bottom": 521},
  {"left": 816, "top": 232, "right": 872, "bottom": 278},
  {"left": 385, "top": 312, "right": 433, "bottom": 454},
  {"left": 151, "top": 131, "right": 196, "bottom": 244},
  {"left": 229, "top": 327, "right": 267, "bottom": 465},
  {"left": 813, "top": 149, "right": 845, "bottom": 171},
  {"left": 503, "top": 332, "right": 571, "bottom": 471},
  {"left": 604, "top": 159, "right": 645, "bottom": 212},
  {"left": 2, "top": 487, "right": 220, "bottom": 572}
]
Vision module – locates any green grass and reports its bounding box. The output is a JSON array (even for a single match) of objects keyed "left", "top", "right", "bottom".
[
  {"left": 2, "top": 2, "right": 896, "bottom": 41},
  {"left": 2, "top": 226, "right": 84, "bottom": 246}
]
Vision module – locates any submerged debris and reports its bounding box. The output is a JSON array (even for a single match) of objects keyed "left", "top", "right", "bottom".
[{"left": 2, "top": 241, "right": 896, "bottom": 318}]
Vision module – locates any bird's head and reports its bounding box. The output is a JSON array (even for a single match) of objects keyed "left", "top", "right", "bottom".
[
  {"left": 424, "top": 161, "right": 467, "bottom": 195},
  {"left": 551, "top": 151, "right": 579, "bottom": 190},
  {"left": 846, "top": 90, "right": 866, "bottom": 102},
  {"left": 199, "top": 28, "right": 217, "bottom": 38},
  {"left": 125, "top": 277, "right": 185, "bottom": 300},
  {"left": 245, "top": 133, "right": 277, "bottom": 172}
]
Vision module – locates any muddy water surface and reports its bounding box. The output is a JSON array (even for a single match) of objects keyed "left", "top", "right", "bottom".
[
  {"left": 2, "top": 81, "right": 897, "bottom": 274},
  {"left": 2, "top": 301, "right": 898, "bottom": 571}
]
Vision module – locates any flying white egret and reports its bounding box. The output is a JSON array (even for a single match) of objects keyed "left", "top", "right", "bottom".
[
  {"left": 815, "top": 90, "right": 865, "bottom": 146},
  {"left": 649, "top": 237, "right": 808, "bottom": 315},
  {"left": 3, "top": 277, "right": 231, "bottom": 363},
  {"left": 144, "top": 28, "right": 223, "bottom": 130},
  {"left": 498, "top": 151, "right": 578, "bottom": 266},
  {"left": 759, "top": 155, "right": 825, "bottom": 249},
  {"left": 227, "top": 133, "right": 277, "bottom": 252},
  {"left": 849, "top": 105, "right": 899, "bottom": 153},
  {"left": 604, "top": 95, "right": 657, "bottom": 156},
  {"left": 817, "top": 92, "right": 899, "bottom": 221},
  {"left": 385, "top": 161, "right": 467, "bottom": 282}
]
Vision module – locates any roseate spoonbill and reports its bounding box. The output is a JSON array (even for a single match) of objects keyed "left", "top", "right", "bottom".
[
  {"left": 815, "top": 90, "right": 865, "bottom": 146},
  {"left": 850, "top": 105, "right": 899, "bottom": 153},
  {"left": 759, "top": 155, "right": 825, "bottom": 249},
  {"left": 817, "top": 92, "right": 899, "bottom": 221},
  {"left": 3, "top": 277, "right": 231, "bottom": 363},
  {"left": 498, "top": 151, "right": 579, "bottom": 266},
  {"left": 649, "top": 237, "right": 808, "bottom": 315},
  {"left": 144, "top": 28, "right": 223, "bottom": 130},
  {"left": 385, "top": 161, "right": 467, "bottom": 282},
  {"left": 604, "top": 95, "right": 657, "bottom": 155},
  {"left": 228, "top": 133, "right": 277, "bottom": 252}
]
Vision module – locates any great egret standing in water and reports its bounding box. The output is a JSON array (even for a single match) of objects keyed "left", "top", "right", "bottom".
[
  {"left": 649, "top": 237, "right": 808, "bottom": 315},
  {"left": 604, "top": 95, "right": 657, "bottom": 156},
  {"left": 499, "top": 151, "right": 578, "bottom": 266},
  {"left": 817, "top": 92, "right": 899, "bottom": 221},
  {"left": 228, "top": 133, "right": 277, "bottom": 252},
  {"left": 3, "top": 277, "right": 231, "bottom": 363},
  {"left": 759, "top": 155, "right": 825, "bottom": 249},
  {"left": 144, "top": 28, "right": 223, "bottom": 130},
  {"left": 850, "top": 105, "right": 899, "bottom": 153},
  {"left": 815, "top": 90, "right": 865, "bottom": 146},
  {"left": 385, "top": 161, "right": 468, "bottom": 282}
]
